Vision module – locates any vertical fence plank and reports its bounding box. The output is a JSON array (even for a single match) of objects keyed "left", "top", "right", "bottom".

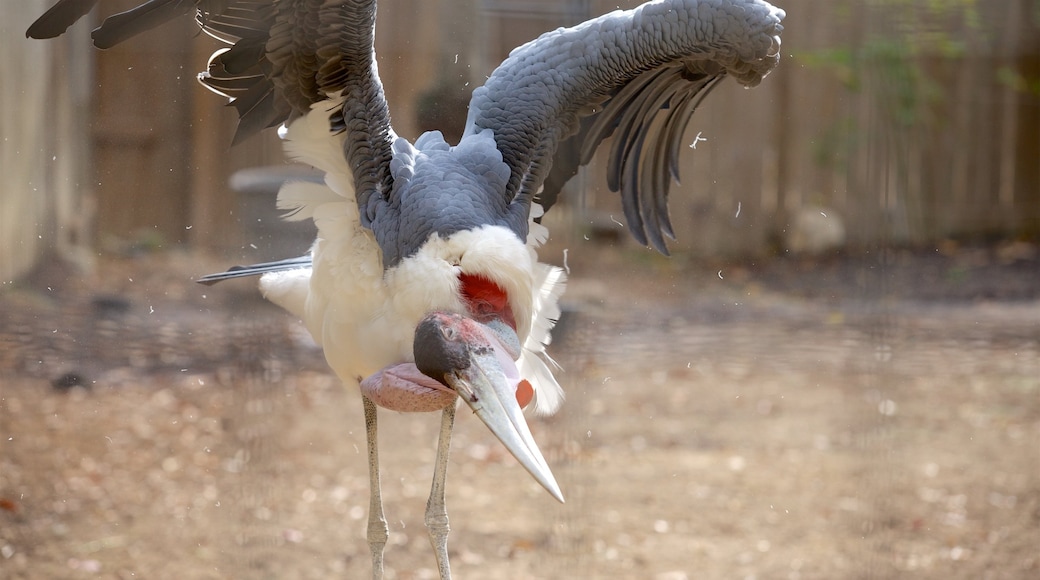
[
  {"left": 9, "top": 0, "right": 1039, "bottom": 280},
  {"left": 2, "top": 1, "right": 92, "bottom": 282}
]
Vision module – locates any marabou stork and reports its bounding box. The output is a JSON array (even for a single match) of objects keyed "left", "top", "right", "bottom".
[{"left": 28, "top": 0, "right": 785, "bottom": 577}]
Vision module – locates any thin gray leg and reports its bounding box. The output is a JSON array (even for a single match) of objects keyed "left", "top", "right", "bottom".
[
  {"left": 426, "top": 401, "right": 457, "bottom": 579},
  {"left": 363, "top": 395, "right": 388, "bottom": 580}
]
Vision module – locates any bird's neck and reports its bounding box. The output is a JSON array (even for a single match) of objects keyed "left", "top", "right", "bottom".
[{"left": 459, "top": 273, "right": 517, "bottom": 332}]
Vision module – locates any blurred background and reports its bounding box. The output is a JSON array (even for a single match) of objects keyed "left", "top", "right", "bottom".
[
  {"left": 1, "top": 1, "right": 1038, "bottom": 579},
  {"left": 2, "top": 0, "right": 1039, "bottom": 273}
]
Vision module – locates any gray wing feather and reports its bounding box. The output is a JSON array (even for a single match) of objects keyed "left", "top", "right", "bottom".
[
  {"left": 466, "top": 0, "right": 784, "bottom": 253},
  {"left": 318, "top": 1, "right": 396, "bottom": 228}
]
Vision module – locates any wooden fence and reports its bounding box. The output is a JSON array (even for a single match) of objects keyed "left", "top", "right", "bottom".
[
  {"left": 1, "top": 1, "right": 92, "bottom": 283},
  {"left": 4, "top": 0, "right": 1038, "bottom": 282}
]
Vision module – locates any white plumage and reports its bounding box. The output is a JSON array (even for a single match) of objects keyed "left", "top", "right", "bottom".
[{"left": 267, "top": 103, "right": 567, "bottom": 412}]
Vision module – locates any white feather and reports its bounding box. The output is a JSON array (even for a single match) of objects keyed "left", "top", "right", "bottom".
[
  {"left": 276, "top": 181, "right": 341, "bottom": 222},
  {"left": 520, "top": 202, "right": 567, "bottom": 415},
  {"left": 258, "top": 100, "right": 568, "bottom": 417},
  {"left": 259, "top": 268, "right": 312, "bottom": 329},
  {"left": 519, "top": 261, "right": 566, "bottom": 415},
  {"left": 259, "top": 100, "right": 386, "bottom": 382}
]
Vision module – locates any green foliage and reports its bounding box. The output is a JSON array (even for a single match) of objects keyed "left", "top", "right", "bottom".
[
  {"left": 997, "top": 67, "right": 1040, "bottom": 97},
  {"left": 810, "top": 115, "right": 859, "bottom": 169},
  {"left": 796, "top": 0, "right": 985, "bottom": 168},
  {"left": 860, "top": 38, "right": 947, "bottom": 128},
  {"left": 797, "top": 47, "right": 859, "bottom": 90}
]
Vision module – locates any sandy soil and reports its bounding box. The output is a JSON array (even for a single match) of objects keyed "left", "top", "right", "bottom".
[{"left": 1, "top": 243, "right": 1038, "bottom": 579}]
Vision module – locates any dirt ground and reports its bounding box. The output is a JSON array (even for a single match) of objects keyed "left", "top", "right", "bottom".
[{"left": 1, "top": 242, "right": 1038, "bottom": 579}]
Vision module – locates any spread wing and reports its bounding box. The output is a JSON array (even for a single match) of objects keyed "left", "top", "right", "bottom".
[
  {"left": 26, "top": 0, "right": 395, "bottom": 230},
  {"left": 25, "top": 0, "right": 101, "bottom": 40},
  {"left": 464, "top": 0, "right": 785, "bottom": 253}
]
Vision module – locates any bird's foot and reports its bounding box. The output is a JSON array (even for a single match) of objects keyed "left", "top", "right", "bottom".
[{"left": 367, "top": 516, "right": 388, "bottom": 580}]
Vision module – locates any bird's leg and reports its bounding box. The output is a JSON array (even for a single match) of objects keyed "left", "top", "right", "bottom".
[
  {"left": 362, "top": 395, "right": 388, "bottom": 580},
  {"left": 426, "top": 400, "right": 457, "bottom": 580}
]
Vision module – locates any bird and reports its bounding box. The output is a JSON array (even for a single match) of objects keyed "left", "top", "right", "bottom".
[{"left": 27, "top": 1, "right": 785, "bottom": 577}]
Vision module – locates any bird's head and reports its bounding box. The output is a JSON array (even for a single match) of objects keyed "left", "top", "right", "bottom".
[
  {"left": 413, "top": 310, "right": 561, "bottom": 502},
  {"left": 389, "top": 224, "right": 562, "bottom": 501}
]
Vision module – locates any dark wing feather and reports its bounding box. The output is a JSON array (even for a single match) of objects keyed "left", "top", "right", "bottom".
[
  {"left": 90, "top": 0, "right": 200, "bottom": 49},
  {"left": 26, "top": 0, "right": 395, "bottom": 226},
  {"left": 25, "top": 0, "right": 100, "bottom": 40},
  {"left": 466, "top": 0, "right": 784, "bottom": 253},
  {"left": 315, "top": 1, "right": 396, "bottom": 225},
  {"left": 196, "top": 255, "right": 312, "bottom": 285}
]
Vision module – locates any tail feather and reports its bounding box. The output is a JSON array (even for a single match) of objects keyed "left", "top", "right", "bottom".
[{"left": 196, "top": 255, "right": 312, "bottom": 285}]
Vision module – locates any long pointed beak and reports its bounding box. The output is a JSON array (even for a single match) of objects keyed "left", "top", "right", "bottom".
[
  {"left": 446, "top": 345, "right": 565, "bottom": 503},
  {"left": 414, "top": 312, "right": 564, "bottom": 503}
]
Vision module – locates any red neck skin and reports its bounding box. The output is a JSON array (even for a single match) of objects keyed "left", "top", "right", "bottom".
[
  {"left": 459, "top": 273, "right": 516, "bottom": 331},
  {"left": 458, "top": 274, "right": 532, "bottom": 408}
]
